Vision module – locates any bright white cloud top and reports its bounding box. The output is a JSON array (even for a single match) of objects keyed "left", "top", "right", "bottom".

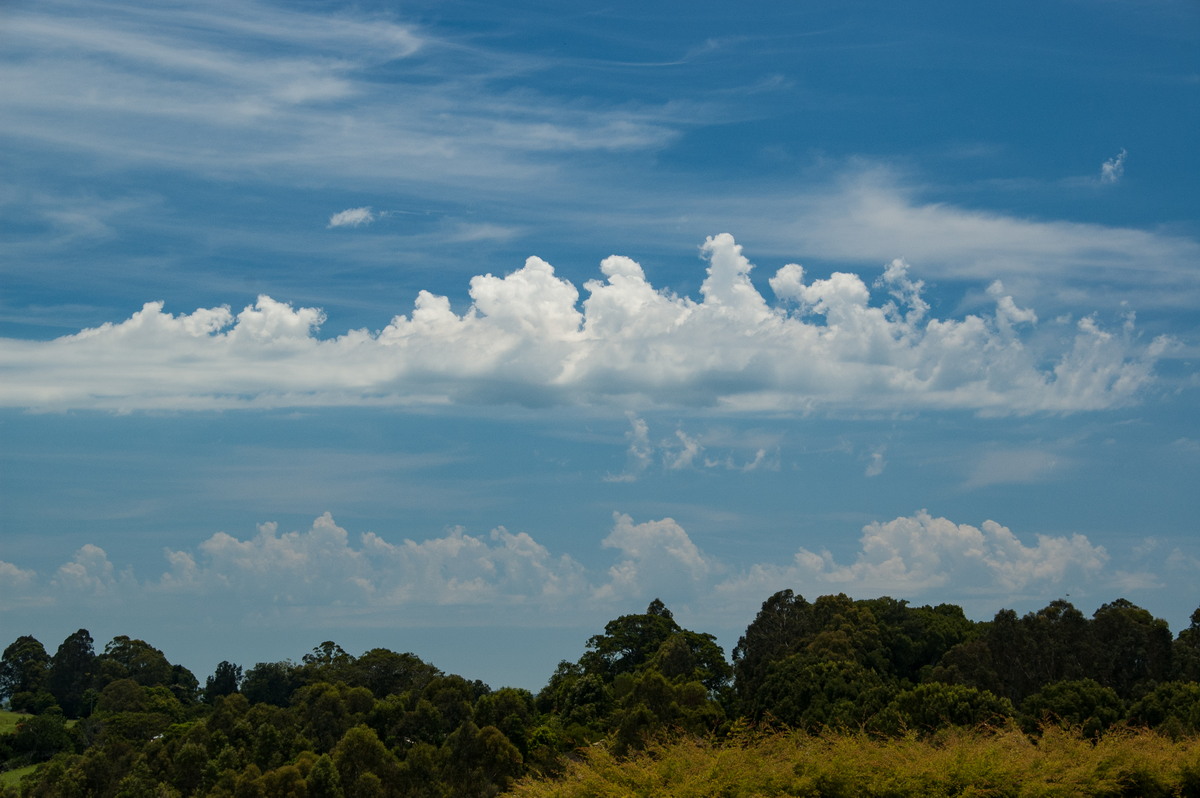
[{"left": 0, "top": 234, "right": 1168, "bottom": 414}]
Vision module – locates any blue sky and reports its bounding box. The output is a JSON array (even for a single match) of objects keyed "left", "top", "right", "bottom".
[{"left": 1, "top": 0, "right": 1198, "bottom": 691}]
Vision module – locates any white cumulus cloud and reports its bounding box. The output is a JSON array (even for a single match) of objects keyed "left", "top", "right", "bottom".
[
  {"left": 0, "top": 235, "right": 1171, "bottom": 413},
  {"left": 718, "top": 510, "right": 1109, "bottom": 602},
  {"left": 0, "top": 510, "right": 1177, "bottom": 633},
  {"left": 596, "top": 513, "right": 719, "bottom": 600}
]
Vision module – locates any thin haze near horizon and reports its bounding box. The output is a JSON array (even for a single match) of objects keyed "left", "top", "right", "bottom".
[{"left": 1, "top": 0, "right": 1198, "bottom": 690}]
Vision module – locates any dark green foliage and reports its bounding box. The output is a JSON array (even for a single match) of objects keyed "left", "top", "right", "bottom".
[
  {"left": 1174, "top": 607, "right": 1200, "bottom": 681},
  {"left": 330, "top": 725, "right": 401, "bottom": 796},
  {"left": 97, "top": 637, "right": 175, "bottom": 690},
  {"left": 205, "top": 662, "right": 243, "bottom": 704},
  {"left": 1020, "top": 678, "right": 1124, "bottom": 737},
  {"left": 579, "top": 598, "right": 682, "bottom": 680},
  {"left": 242, "top": 662, "right": 301, "bottom": 708},
  {"left": 474, "top": 688, "right": 535, "bottom": 754},
  {"left": 8, "top": 712, "right": 74, "bottom": 765},
  {"left": 344, "top": 649, "right": 439, "bottom": 700},
  {"left": 931, "top": 598, "right": 1178, "bottom": 707},
  {"left": 0, "top": 637, "right": 50, "bottom": 707},
  {"left": 752, "top": 656, "right": 894, "bottom": 731},
  {"left": 1091, "top": 598, "right": 1174, "bottom": 698},
  {"left": 537, "top": 600, "right": 730, "bottom": 752},
  {"left": 4, "top": 594, "right": 1198, "bottom": 797},
  {"left": 1127, "top": 681, "right": 1200, "bottom": 737},
  {"left": 47, "top": 630, "right": 98, "bottom": 719},
  {"left": 306, "top": 753, "right": 343, "bottom": 798},
  {"left": 875, "top": 682, "right": 1015, "bottom": 735},
  {"left": 441, "top": 721, "right": 523, "bottom": 797}
]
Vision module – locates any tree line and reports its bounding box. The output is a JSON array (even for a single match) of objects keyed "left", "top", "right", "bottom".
[{"left": 2, "top": 592, "right": 1199, "bottom": 796}]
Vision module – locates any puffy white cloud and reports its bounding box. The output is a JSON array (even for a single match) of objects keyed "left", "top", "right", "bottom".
[
  {"left": 0, "top": 561, "right": 37, "bottom": 592},
  {"left": 327, "top": 207, "right": 376, "bottom": 228},
  {"left": 1101, "top": 149, "right": 1127, "bottom": 184},
  {"left": 154, "top": 512, "right": 589, "bottom": 609},
  {"left": 0, "top": 510, "right": 1178, "bottom": 633},
  {"left": 51, "top": 544, "right": 126, "bottom": 597},
  {"left": 718, "top": 510, "right": 1109, "bottom": 602},
  {"left": 596, "top": 513, "right": 718, "bottom": 600},
  {"left": 0, "top": 235, "right": 1169, "bottom": 414}
]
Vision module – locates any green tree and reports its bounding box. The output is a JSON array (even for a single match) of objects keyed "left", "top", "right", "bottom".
[
  {"left": 294, "top": 682, "right": 375, "bottom": 751},
  {"left": 0, "top": 635, "right": 50, "bottom": 706},
  {"left": 1126, "top": 681, "right": 1200, "bottom": 737},
  {"left": 1091, "top": 599, "right": 1173, "bottom": 698},
  {"left": 1020, "top": 678, "right": 1123, "bottom": 738},
  {"left": 346, "top": 649, "right": 440, "bottom": 700},
  {"left": 307, "top": 753, "right": 344, "bottom": 798},
  {"left": 1174, "top": 607, "right": 1200, "bottom": 681},
  {"left": 206, "top": 660, "right": 244, "bottom": 703},
  {"left": 98, "top": 636, "right": 175, "bottom": 689},
  {"left": 440, "top": 721, "right": 523, "bottom": 798},
  {"left": 875, "top": 682, "right": 1014, "bottom": 735},
  {"left": 331, "top": 725, "right": 401, "bottom": 798},
  {"left": 48, "top": 629, "right": 99, "bottom": 718},
  {"left": 579, "top": 599, "right": 682, "bottom": 680},
  {"left": 243, "top": 661, "right": 301, "bottom": 707},
  {"left": 474, "top": 687, "right": 536, "bottom": 755},
  {"left": 301, "top": 642, "right": 354, "bottom": 686},
  {"left": 751, "top": 655, "right": 894, "bottom": 731},
  {"left": 732, "top": 590, "right": 813, "bottom": 709},
  {"left": 9, "top": 711, "right": 74, "bottom": 764}
]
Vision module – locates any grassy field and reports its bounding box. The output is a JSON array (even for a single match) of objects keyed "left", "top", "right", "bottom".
[
  {"left": 0, "top": 711, "right": 28, "bottom": 735},
  {"left": 511, "top": 726, "right": 1200, "bottom": 797},
  {"left": 0, "top": 765, "right": 36, "bottom": 790},
  {"left": 0, "top": 712, "right": 36, "bottom": 790}
]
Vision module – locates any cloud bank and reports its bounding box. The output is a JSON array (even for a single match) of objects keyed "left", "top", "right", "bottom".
[
  {"left": 0, "top": 510, "right": 1136, "bottom": 628},
  {"left": 0, "top": 235, "right": 1169, "bottom": 414}
]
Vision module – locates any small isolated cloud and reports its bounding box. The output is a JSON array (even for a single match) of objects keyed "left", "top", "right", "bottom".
[
  {"left": 327, "top": 206, "right": 376, "bottom": 228},
  {"left": 1100, "top": 149, "right": 1127, "bottom": 184},
  {"left": 605, "top": 413, "right": 653, "bottom": 482},
  {"left": 865, "top": 446, "right": 887, "bottom": 477},
  {"left": 964, "top": 448, "right": 1066, "bottom": 489}
]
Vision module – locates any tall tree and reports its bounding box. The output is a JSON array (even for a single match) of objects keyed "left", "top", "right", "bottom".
[
  {"left": 0, "top": 635, "right": 50, "bottom": 707},
  {"left": 580, "top": 599, "right": 682, "bottom": 680},
  {"left": 205, "top": 660, "right": 243, "bottom": 703},
  {"left": 97, "top": 635, "right": 175, "bottom": 688},
  {"left": 47, "top": 628, "right": 98, "bottom": 718},
  {"left": 732, "top": 590, "right": 814, "bottom": 708}
]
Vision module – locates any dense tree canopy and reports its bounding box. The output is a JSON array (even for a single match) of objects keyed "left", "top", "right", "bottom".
[{"left": 2, "top": 593, "right": 1199, "bottom": 796}]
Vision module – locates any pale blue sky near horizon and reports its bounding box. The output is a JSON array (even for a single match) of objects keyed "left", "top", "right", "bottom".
[{"left": 1, "top": 0, "right": 1198, "bottom": 690}]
